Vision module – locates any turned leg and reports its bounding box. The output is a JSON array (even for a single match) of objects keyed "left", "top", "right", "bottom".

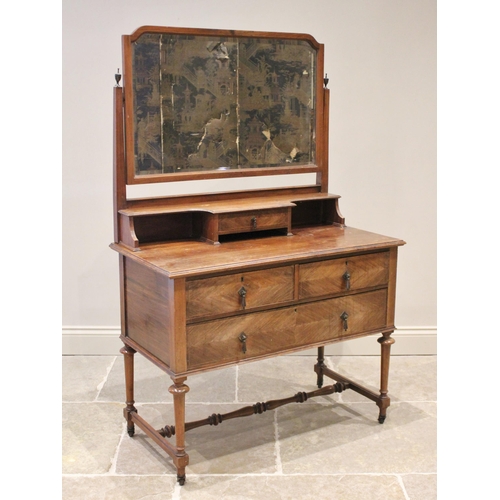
[
  {"left": 377, "top": 331, "right": 395, "bottom": 424},
  {"left": 314, "top": 346, "right": 325, "bottom": 388},
  {"left": 120, "top": 344, "right": 137, "bottom": 436},
  {"left": 169, "top": 377, "right": 190, "bottom": 485}
]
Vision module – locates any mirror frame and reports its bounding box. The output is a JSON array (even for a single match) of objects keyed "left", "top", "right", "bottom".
[{"left": 122, "top": 26, "right": 326, "bottom": 186}]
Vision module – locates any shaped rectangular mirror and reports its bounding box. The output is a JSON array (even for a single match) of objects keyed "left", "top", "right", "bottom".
[{"left": 122, "top": 27, "right": 325, "bottom": 184}]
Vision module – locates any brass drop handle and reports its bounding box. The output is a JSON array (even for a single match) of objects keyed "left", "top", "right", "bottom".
[
  {"left": 251, "top": 217, "right": 257, "bottom": 229},
  {"left": 238, "top": 332, "right": 248, "bottom": 353},
  {"left": 343, "top": 270, "right": 351, "bottom": 291},
  {"left": 238, "top": 286, "right": 247, "bottom": 309},
  {"left": 340, "top": 311, "right": 349, "bottom": 331}
]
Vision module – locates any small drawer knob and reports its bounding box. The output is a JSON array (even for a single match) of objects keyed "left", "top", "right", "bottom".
[
  {"left": 342, "top": 271, "right": 351, "bottom": 291},
  {"left": 238, "top": 286, "right": 247, "bottom": 309},
  {"left": 238, "top": 332, "right": 248, "bottom": 353},
  {"left": 251, "top": 217, "right": 257, "bottom": 229},
  {"left": 340, "top": 311, "right": 349, "bottom": 331}
]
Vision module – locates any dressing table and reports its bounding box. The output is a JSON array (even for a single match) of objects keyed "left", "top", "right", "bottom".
[{"left": 110, "top": 26, "right": 405, "bottom": 485}]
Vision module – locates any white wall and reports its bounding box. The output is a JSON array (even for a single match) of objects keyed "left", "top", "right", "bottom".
[{"left": 62, "top": 0, "right": 436, "bottom": 353}]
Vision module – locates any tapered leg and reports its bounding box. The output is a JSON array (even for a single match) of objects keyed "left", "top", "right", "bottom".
[
  {"left": 120, "top": 344, "right": 137, "bottom": 436},
  {"left": 377, "top": 331, "right": 395, "bottom": 424},
  {"left": 169, "top": 376, "right": 190, "bottom": 485},
  {"left": 314, "top": 346, "right": 325, "bottom": 388}
]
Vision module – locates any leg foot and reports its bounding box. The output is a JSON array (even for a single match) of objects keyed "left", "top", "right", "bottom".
[
  {"left": 121, "top": 344, "right": 138, "bottom": 436},
  {"left": 377, "top": 331, "right": 394, "bottom": 423},
  {"left": 170, "top": 377, "right": 190, "bottom": 486}
]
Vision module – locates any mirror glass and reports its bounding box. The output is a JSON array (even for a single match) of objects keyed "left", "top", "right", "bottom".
[{"left": 132, "top": 33, "right": 317, "bottom": 175}]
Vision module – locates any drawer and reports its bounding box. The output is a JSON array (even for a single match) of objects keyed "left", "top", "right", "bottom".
[
  {"left": 186, "top": 266, "right": 294, "bottom": 320},
  {"left": 187, "top": 307, "right": 297, "bottom": 369},
  {"left": 218, "top": 208, "right": 289, "bottom": 235},
  {"left": 299, "top": 251, "right": 390, "bottom": 299},
  {"left": 296, "top": 288, "right": 388, "bottom": 344},
  {"left": 187, "top": 289, "right": 387, "bottom": 369}
]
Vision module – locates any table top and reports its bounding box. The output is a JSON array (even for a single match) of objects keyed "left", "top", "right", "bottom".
[{"left": 110, "top": 225, "right": 405, "bottom": 279}]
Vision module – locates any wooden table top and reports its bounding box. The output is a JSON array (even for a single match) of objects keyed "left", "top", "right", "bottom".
[{"left": 110, "top": 225, "right": 405, "bottom": 279}]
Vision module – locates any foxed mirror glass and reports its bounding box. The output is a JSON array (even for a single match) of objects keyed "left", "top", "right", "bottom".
[{"left": 129, "top": 32, "right": 318, "bottom": 178}]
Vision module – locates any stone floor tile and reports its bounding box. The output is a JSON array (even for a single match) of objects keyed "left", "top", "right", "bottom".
[
  {"left": 278, "top": 401, "right": 436, "bottom": 474},
  {"left": 62, "top": 355, "right": 437, "bottom": 499},
  {"left": 325, "top": 355, "right": 437, "bottom": 403},
  {"left": 401, "top": 473, "right": 437, "bottom": 500},
  {"left": 62, "top": 356, "right": 116, "bottom": 402},
  {"left": 178, "top": 474, "right": 407, "bottom": 499},
  {"left": 116, "top": 403, "right": 277, "bottom": 476},
  {"left": 62, "top": 402, "right": 124, "bottom": 474},
  {"left": 237, "top": 355, "right": 323, "bottom": 402},
  {"left": 98, "top": 354, "right": 237, "bottom": 403},
  {"left": 62, "top": 475, "right": 176, "bottom": 500}
]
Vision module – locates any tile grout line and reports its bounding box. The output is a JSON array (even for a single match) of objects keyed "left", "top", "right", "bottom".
[
  {"left": 62, "top": 472, "right": 437, "bottom": 478},
  {"left": 274, "top": 410, "right": 283, "bottom": 475},
  {"left": 95, "top": 356, "right": 117, "bottom": 402},
  {"left": 234, "top": 365, "right": 239, "bottom": 403},
  {"left": 396, "top": 474, "right": 411, "bottom": 500},
  {"left": 171, "top": 480, "right": 182, "bottom": 500},
  {"left": 108, "top": 424, "right": 127, "bottom": 475}
]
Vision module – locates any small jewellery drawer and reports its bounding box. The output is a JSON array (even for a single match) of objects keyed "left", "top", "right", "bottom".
[
  {"left": 187, "top": 289, "right": 388, "bottom": 369},
  {"left": 218, "top": 208, "right": 289, "bottom": 235},
  {"left": 299, "top": 251, "right": 390, "bottom": 299},
  {"left": 186, "top": 266, "right": 294, "bottom": 320}
]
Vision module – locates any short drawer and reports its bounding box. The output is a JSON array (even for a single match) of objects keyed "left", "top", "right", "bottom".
[
  {"left": 296, "top": 288, "right": 388, "bottom": 344},
  {"left": 186, "top": 266, "right": 294, "bottom": 320},
  {"left": 299, "top": 251, "right": 390, "bottom": 299},
  {"left": 187, "top": 289, "right": 388, "bottom": 369},
  {"left": 218, "top": 208, "right": 289, "bottom": 235}
]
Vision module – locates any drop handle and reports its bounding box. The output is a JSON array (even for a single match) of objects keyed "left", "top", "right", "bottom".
[
  {"left": 251, "top": 217, "right": 257, "bottom": 229},
  {"left": 238, "top": 332, "right": 248, "bottom": 354},
  {"left": 340, "top": 311, "right": 349, "bottom": 331},
  {"left": 238, "top": 286, "right": 247, "bottom": 309},
  {"left": 343, "top": 271, "right": 351, "bottom": 291}
]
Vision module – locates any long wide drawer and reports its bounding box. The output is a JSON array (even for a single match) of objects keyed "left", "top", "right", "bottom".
[
  {"left": 186, "top": 289, "right": 388, "bottom": 370},
  {"left": 186, "top": 266, "right": 294, "bottom": 320},
  {"left": 299, "top": 251, "right": 390, "bottom": 299}
]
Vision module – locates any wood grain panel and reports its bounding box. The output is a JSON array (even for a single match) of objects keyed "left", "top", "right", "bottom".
[
  {"left": 125, "top": 258, "right": 173, "bottom": 366},
  {"left": 336, "top": 289, "right": 388, "bottom": 339},
  {"left": 299, "top": 251, "right": 390, "bottom": 299},
  {"left": 186, "top": 266, "right": 294, "bottom": 320},
  {"left": 218, "top": 208, "right": 289, "bottom": 234},
  {"left": 187, "top": 307, "right": 297, "bottom": 369},
  {"left": 296, "top": 289, "right": 387, "bottom": 343},
  {"left": 295, "top": 299, "right": 338, "bottom": 343}
]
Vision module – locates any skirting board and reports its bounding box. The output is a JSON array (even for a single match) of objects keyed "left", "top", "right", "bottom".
[{"left": 62, "top": 327, "right": 437, "bottom": 356}]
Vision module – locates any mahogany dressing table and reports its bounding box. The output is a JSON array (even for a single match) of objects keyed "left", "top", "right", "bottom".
[{"left": 110, "top": 26, "right": 405, "bottom": 485}]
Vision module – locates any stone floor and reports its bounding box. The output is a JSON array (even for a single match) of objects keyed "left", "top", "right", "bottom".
[{"left": 62, "top": 354, "right": 436, "bottom": 499}]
